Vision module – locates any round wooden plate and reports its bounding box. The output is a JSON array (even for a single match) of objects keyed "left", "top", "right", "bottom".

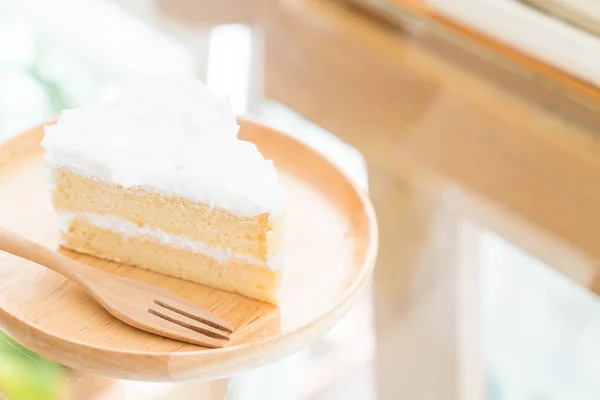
[{"left": 0, "top": 119, "right": 377, "bottom": 381}]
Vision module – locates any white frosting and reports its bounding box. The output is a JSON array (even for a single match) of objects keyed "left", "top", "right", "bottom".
[
  {"left": 59, "top": 212, "right": 283, "bottom": 269},
  {"left": 42, "top": 78, "right": 284, "bottom": 217}
]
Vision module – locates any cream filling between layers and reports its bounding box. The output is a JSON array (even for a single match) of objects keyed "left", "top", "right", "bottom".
[{"left": 58, "top": 212, "right": 277, "bottom": 269}]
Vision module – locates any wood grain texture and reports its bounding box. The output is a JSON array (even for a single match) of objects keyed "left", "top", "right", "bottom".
[
  {"left": 0, "top": 227, "right": 234, "bottom": 348},
  {"left": 0, "top": 119, "right": 378, "bottom": 381}
]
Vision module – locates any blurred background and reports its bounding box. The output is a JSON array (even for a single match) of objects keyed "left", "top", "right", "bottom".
[{"left": 2, "top": 0, "right": 600, "bottom": 399}]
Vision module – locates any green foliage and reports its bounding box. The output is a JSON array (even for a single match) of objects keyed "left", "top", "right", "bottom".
[{"left": 0, "top": 332, "right": 65, "bottom": 400}]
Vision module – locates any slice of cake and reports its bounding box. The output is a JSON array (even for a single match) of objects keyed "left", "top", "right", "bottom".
[{"left": 41, "top": 79, "right": 285, "bottom": 304}]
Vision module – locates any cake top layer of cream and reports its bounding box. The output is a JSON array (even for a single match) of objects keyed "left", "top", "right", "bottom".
[{"left": 42, "top": 78, "right": 284, "bottom": 217}]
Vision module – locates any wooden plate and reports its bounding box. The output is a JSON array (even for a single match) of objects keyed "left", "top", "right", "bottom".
[{"left": 0, "top": 119, "right": 377, "bottom": 381}]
